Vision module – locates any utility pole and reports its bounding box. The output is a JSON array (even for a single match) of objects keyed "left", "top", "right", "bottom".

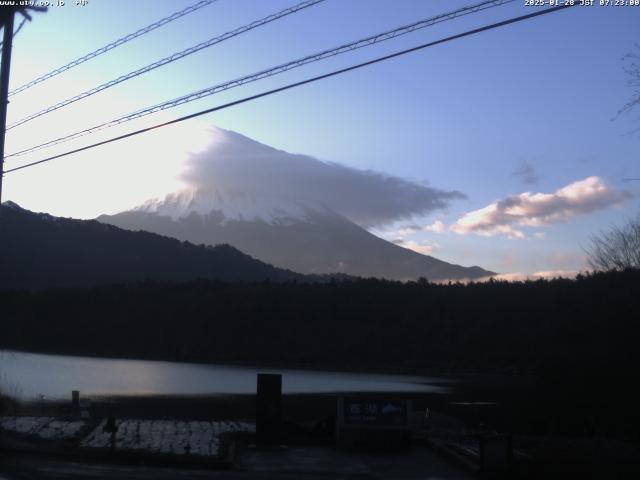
[
  {"left": 0, "top": 6, "right": 46, "bottom": 205},
  {"left": 0, "top": 10, "right": 15, "bottom": 204}
]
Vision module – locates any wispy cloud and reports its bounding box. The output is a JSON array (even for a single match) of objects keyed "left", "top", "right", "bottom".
[
  {"left": 394, "top": 225, "right": 421, "bottom": 237},
  {"left": 392, "top": 239, "right": 435, "bottom": 256},
  {"left": 451, "top": 176, "right": 630, "bottom": 239},
  {"left": 424, "top": 220, "right": 446, "bottom": 233},
  {"left": 512, "top": 162, "right": 541, "bottom": 185},
  {"left": 383, "top": 220, "right": 447, "bottom": 240},
  {"left": 180, "top": 127, "right": 465, "bottom": 228}
]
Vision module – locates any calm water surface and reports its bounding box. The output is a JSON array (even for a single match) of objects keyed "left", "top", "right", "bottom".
[{"left": 0, "top": 350, "right": 452, "bottom": 400}]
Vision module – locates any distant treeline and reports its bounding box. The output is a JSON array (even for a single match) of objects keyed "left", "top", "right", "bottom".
[
  {"left": 1, "top": 269, "right": 639, "bottom": 371},
  {"left": 1, "top": 269, "right": 640, "bottom": 436}
]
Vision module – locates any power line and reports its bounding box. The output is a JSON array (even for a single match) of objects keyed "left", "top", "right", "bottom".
[
  {"left": 6, "top": 0, "right": 515, "bottom": 158},
  {"left": 4, "top": 4, "right": 576, "bottom": 175},
  {"left": 6, "top": 0, "right": 325, "bottom": 131},
  {"left": 8, "top": 0, "right": 219, "bottom": 97}
]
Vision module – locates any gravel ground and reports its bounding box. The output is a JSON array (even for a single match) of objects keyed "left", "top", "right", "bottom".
[
  {"left": 80, "top": 418, "right": 255, "bottom": 457},
  {"left": 1, "top": 416, "right": 255, "bottom": 459},
  {"left": 0, "top": 416, "right": 86, "bottom": 440}
]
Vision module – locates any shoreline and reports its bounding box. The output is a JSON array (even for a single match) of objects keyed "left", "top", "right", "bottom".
[{"left": 0, "top": 347, "right": 532, "bottom": 383}]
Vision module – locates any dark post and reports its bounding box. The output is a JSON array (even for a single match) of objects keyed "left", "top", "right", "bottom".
[
  {"left": 479, "top": 433, "right": 513, "bottom": 478},
  {"left": 0, "top": 11, "right": 15, "bottom": 203},
  {"left": 256, "top": 373, "right": 282, "bottom": 446},
  {"left": 104, "top": 414, "right": 117, "bottom": 452},
  {"left": 71, "top": 390, "right": 80, "bottom": 416}
]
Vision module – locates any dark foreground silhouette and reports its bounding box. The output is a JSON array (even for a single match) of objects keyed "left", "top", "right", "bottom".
[{"left": 1, "top": 268, "right": 640, "bottom": 443}]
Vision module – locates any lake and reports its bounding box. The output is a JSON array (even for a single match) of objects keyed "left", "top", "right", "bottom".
[{"left": 0, "top": 350, "right": 452, "bottom": 400}]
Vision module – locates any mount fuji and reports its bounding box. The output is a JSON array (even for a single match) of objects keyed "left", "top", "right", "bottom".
[{"left": 98, "top": 127, "right": 494, "bottom": 281}]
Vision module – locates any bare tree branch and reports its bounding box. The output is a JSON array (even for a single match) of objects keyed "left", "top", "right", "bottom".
[
  {"left": 614, "top": 44, "right": 640, "bottom": 135},
  {"left": 585, "top": 215, "right": 640, "bottom": 271}
]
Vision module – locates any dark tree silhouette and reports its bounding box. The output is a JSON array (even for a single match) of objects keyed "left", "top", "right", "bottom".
[{"left": 586, "top": 215, "right": 640, "bottom": 270}]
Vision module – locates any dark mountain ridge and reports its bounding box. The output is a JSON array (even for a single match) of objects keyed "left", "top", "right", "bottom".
[{"left": 0, "top": 201, "right": 306, "bottom": 290}]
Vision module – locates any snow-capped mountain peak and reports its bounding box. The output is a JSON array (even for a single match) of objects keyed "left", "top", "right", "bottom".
[
  {"left": 98, "top": 126, "right": 493, "bottom": 281},
  {"left": 133, "top": 187, "right": 317, "bottom": 226}
]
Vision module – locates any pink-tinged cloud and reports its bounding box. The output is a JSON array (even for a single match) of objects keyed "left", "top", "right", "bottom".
[
  {"left": 451, "top": 176, "right": 630, "bottom": 238},
  {"left": 424, "top": 220, "right": 446, "bottom": 233},
  {"left": 475, "top": 270, "right": 580, "bottom": 282},
  {"left": 384, "top": 220, "right": 446, "bottom": 240},
  {"left": 392, "top": 239, "right": 435, "bottom": 255}
]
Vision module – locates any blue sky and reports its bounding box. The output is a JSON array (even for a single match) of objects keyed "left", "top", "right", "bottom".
[{"left": 3, "top": 0, "right": 639, "bottom": 276}]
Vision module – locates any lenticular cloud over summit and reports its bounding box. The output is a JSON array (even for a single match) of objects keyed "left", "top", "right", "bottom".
[
  {"left": 175, "top": 127, "right": 464, "bottom": 228},
  {"left": 103, "top": 126, "right": 491, "bottom": 281}
]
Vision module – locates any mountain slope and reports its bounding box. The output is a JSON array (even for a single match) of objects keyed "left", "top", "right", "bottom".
[
  {"left": 93, "top": 126, "right": 494, "bottom": 281},
  {"left": 0, "top": 201, "right": 305, "bottom": 290},
  {"left": 99, "top": 194, "right": 493, "bottom": 281}
]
